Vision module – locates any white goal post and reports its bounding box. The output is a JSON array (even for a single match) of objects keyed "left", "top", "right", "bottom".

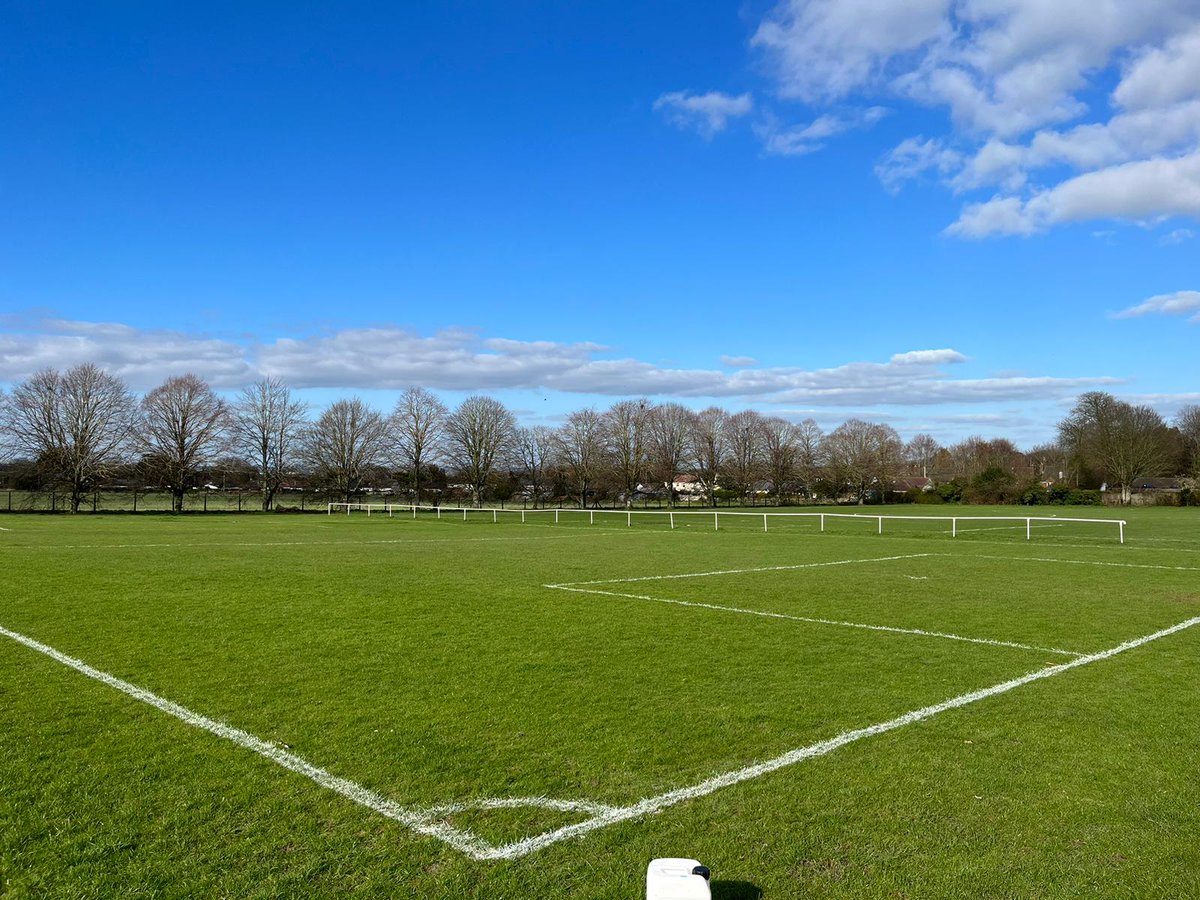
[{"left": 326, "top": 503, "right": 1128, "bottom": 543}]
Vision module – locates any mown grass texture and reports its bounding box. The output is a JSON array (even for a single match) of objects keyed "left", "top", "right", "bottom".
[{"left": 1, "top": 506, "right": 1198, "bottom": 898}]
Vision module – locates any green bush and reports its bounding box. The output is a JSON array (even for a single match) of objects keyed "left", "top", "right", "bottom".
[{"left": 936, "top": 479, "right": 965, "bottom": 503}]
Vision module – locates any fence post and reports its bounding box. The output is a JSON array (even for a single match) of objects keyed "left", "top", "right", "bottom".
[
  {"left": 627, "top": 510, "right": 632, "bottom": 528},
  {"left": 670, "top": 512, "right": 674, "bottom": 529},
  {"left": 952, "top": 518, "right": 957, "bottom": 537},
  {"left": 763, "top": 513, "right": 768, "bottom": 533},
  {"left": 820, "top": 513, "right": 824, "bottom": 532},
  {"left": 878, "top": 516, "right": 882, "bottom": 535},
  {"left": 555, "top": 509, "right": 559, "bottom": 524},
  {"left": 714, "top": 512, "right": 719, "bottom": 531},
  {"left": 1119, "top": 520, "right": 1125, "bottom": 544},
  {"left": 493, "top": 509, "right": 497, "bottom": 523},
  {"left": 437, "top": 507, "right": 441, "bottom": 520},
  {"left": 521, "top": 510, "right": 526, "bottom": 524},
  {"left": 590, "top": 510, "right": 594, "bottom": 525},
  {"left": 1026, "top": 518, "right": 1031, "bottom": 540}
]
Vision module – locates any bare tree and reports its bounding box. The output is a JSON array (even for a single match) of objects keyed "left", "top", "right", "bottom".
[
  {"left": 646, "top": 403, "right": 695, "bottom": 507},
  {"left": 7, "top": 364, "right": 137, "bottom": 512},
  {"left": 302, "top": 398, "right": 389, "bottom": 501},
  {"left": 230, "top": 377, "right": 307, "bottom": 511},
  {"left": 689, "top": 407, "right": 728, "bottom": 507},
  {"left": 823, "top": 419, "right": 902, "bottom": 505},
  {"left": 761, "top": 416, "right": 799, "bottom": 502},
  {"left": 390, "top": 386, "right": 448, "bottom": 506},
  {"left": 726, "top": 410, "right": 765, "bottom": 501},
  {"left": 445, "top": 395, "right": 517, "bottom": 506},
  {"left": 904, "top": 433, "right": 941, "bottom": 479},
  {"left": 602, "top": 399, "right": 648, "bottom": 507},
  {"left": 794, "top": 418, "right": 825, "bottom": 500},
  {"left": 554, "top": 408, "right": 607, "bottom": 508},
  {"left": 1059, "top": 391, "right": 1171, "bottom": 504},
  {"left": 140, "top": 374, "right": 230, "bottom": 512},
  {"left": 515, "top": 425, "right": 554, "bottom": 508}
]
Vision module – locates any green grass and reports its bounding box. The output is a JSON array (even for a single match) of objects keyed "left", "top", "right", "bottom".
[{"left": 1, "top": 506, "right": 1198, "bottom": 898}]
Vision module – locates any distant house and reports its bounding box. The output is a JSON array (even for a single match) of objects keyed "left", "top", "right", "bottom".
[
  {"left": 670, "top": 474, "right": 704, "bottom": 496},
  {"left": 892, "top": 476, "right": 934, "bottom": 493}
]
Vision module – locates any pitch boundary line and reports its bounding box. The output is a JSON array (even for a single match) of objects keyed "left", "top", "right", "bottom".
[
  {"left": 1, "top": 616, "right": 1196, "bottom": 861},
  {"left": 546, "top": 584, "right": 1082, "bottom": 656}
]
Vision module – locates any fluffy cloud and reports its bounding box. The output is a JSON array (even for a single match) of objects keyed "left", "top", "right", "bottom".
[
  {"left": 0, "top": 317, "right": 1120, "bottom": 408},
  {"left": 1111, "top": 290, "right": 1200, "bottom": 323},
  {"left": 0, "top": 317, "right": 253, "bottom": 389},
  {"left": 948, "top": 151, "right": 1200, "bottom": 237},
  {"left": 748, "top": 0, "right": 1200, "bottom": 235},
  {"left": 654, "top": 90, "right": 753, "bottom": 138}
]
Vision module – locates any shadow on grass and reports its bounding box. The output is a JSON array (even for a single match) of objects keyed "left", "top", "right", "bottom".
[{"left": 712, "top": 880, "right": 763, "bottom": 899}]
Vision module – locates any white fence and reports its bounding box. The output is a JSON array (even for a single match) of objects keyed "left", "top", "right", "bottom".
[{"left": 327, "top": 503, "right": 1128, "bottom": 544}]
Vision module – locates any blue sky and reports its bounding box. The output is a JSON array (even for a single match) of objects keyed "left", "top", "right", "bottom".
[{"left": 2, "top": 1, "right": 1198, "bottom": 446}]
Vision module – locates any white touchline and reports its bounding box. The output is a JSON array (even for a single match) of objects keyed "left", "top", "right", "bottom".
[
  {"left": 546, "top": 584, "right": 1082, "bottom": 656},
  {"left": 0, "top": 623, "right": 495, "bottom": 858},
  {"left": 553, "top": 553, "right": 934, "bottom": 587},
  {"left": 3, "top": 616, "right": 1198, "bottom": 862}
]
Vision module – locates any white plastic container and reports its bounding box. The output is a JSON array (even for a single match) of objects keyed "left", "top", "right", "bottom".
[{"left": 646, "top": 858, "right": 712, "bottom": 900}]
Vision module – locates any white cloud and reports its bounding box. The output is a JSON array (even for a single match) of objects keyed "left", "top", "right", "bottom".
[
  {"left": 875, "top": 137, "right": 964, "bottom": 193},
  {"left": 0, "top": 317, "right": 253, "bottom": 389},
  {"left": 947, "top": 151, "right": 1200, "bottom": 237},
  {"left": 747, "top": 0, "right": 1200, "bottom": 235},
  {"left": 1111, "top": 290, "right": 1200, "bottom": 323},
  {"left": 751, "top": 0, "right": 952, "bottom": 103},
  {"left": 760, "top": 106, "right": 889, "bottom": 156},
  {"left": 654, "top": 90, "right": 753, "bottom": 138},
  {"left": 1162, "top": 228, "right": 1195, "bottom": 245},
  {"left": 890, "top": 349, "right": 968, "bottom": 365},
  {"left": 1113, "top": 24, "right": 1200, "bottom": 110},
  {"left": 0, "top": 316, "right": 1120, "bottom": 409}
]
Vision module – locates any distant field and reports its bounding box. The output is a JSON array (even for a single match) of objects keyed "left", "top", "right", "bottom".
[{"left": 2, "top": 507, "right": 1198, "bottom": 898}]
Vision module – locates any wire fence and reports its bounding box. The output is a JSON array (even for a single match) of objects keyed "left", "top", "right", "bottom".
[{"left": 0, "top": 489, "right": 327, "bottom": 514}]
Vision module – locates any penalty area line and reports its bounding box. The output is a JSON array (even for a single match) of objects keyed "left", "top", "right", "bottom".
[
  {"left": 551, "top": 553, "right": 934, "bottom": 587},
  {"left": 546, "top": 584, "right": 1082, "bottom": 657},
  {"left": 482, "top": 613, "right": 1200, "bottom": 860}
]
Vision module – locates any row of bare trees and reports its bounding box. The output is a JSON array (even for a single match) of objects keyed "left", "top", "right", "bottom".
[{"left": 2, "top": 366, "right": 1198, "bottom": 510}]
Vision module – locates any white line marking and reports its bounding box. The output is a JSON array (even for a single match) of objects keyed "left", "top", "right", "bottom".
[
  {"left": 479, "top": 614, "right": 1200, "bottom": 859},
  {"left": 551, "top": 553, "right": 934, "bottom": 587},
  {"left": 0, "top": 526, "right": 10, "bottom": 531},
  {"left": 2, "top": 616, "right": 1196, "bottom": 860},
  {"left": 965, "top": 554, "right": 1200, "bottom": 573},
  {"left": 547, "top": 584, "right": 1082, "bottom": 656},
  {"left": 0, "top": 623, "right": 494, "bottom": 858}
]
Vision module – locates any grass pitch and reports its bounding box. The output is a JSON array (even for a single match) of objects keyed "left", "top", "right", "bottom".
[{"left": 1, "top": 507, "right": 1198, "bottom": 898}]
